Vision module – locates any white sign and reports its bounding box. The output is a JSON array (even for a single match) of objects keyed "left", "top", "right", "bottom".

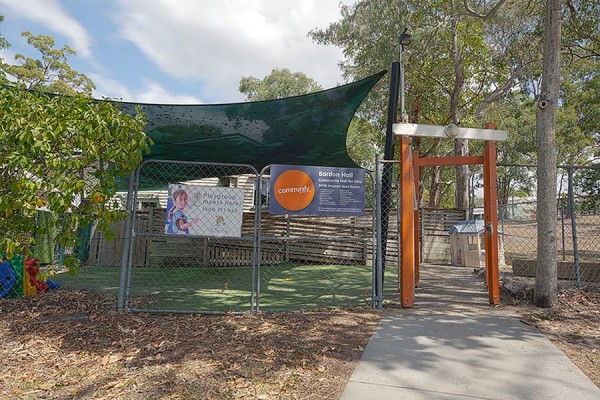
[{"left": 165, "top": 184, "right": 244, "bottom": 237}]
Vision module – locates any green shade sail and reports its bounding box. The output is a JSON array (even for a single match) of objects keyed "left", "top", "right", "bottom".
[{"left": 117, "top": 70, "right": 386, "bottom": 189}]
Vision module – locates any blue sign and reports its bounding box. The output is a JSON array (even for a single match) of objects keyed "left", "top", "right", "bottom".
[{"left": 269, "top": 164, "right": 366, "bottom": 216}]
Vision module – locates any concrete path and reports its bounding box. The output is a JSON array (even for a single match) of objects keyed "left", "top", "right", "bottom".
[{"left": 342, "top": 264, "right": 600, "bottom": 399}]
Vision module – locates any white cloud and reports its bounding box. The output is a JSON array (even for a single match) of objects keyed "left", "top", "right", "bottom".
[
  {"left": 90, "top": 73, "right": 202, "bottom": 104},
  {"left": 135, "top": 81, "right": 202, "bottom": 104},
  {"left": 113, "top": 0, "right": 352, "bottom": 101},
  {"left": 89, "top": 73, "right": 133, "bottom": 100},
  {"left": 0, "top": 0, "right": 92, "bottom": 58},
  {"left": 0, "top": 48, "right": 16, "bottom": 64}
]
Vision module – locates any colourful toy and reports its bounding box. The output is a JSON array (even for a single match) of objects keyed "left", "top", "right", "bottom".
[
  {"left": 22, "top": 264, "right": 38, "bottom": 297},
  {"left": 0, "top": 260, "right": 16, "bottom": 298},
  {"left": 25, "top": 258, "right": 47, "bottom": 293},
  {"left": 24, "top": 258, "right": 60, "bottom": 294},
  {"left": 8, "top": 255, "right": 24, "bottom": 297}
]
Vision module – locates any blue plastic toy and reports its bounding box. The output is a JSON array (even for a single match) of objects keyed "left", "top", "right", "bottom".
[{"left": 0, "top": 260, "right": 16, "bottom": 298}]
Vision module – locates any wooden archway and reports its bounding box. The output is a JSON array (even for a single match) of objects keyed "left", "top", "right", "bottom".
[{"left": 394, "top": 122, "right": 507, "bottom": 308}]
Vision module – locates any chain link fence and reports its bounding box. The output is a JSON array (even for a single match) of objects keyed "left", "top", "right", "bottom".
[
  {"left": 7, "top": 160, "right": 596, "bottom": 309},
  {"left": 31, "top": 161, "right": 379, "bottom": 313},
  {"left": 500, "top": 165, "right": 600, "bottom": 286},
  {"left": 121, "top": 160, "right": 260, "bottom": 313},
  {"left": 255, "top": 166, "right": 378, "bottom": 311},
  {"left": 376, "top": 159, "right": 401, "bottom": 304}
]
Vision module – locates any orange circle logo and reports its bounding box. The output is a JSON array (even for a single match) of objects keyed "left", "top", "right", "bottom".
[{"left": 273, "top": 170, "right": 315, "bottom": 211}]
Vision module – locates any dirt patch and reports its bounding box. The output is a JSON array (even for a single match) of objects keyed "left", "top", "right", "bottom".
[{"left": 1, "top": 285, "right": 598, "bottom": 399}]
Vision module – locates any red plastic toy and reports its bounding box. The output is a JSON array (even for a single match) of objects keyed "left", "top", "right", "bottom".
[{"left": 25, "top": 258, "right": 48, "bottom": 293}]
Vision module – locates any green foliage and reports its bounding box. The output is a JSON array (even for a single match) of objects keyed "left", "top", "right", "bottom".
[
  {"left": 0, "top": 20, "right": 149, "bottom": 268},
  {"left": 310, "top": 0, "right": 600, "bottom": 210},
  {"left": 559, "top": 57, "right": 600, "bottom": 165},
  {"left": 0, "top": 15, "right": 8, "bottom": 49},
  {"left": 563, "top": 0, "right": 600, "bottom": 60},
  {"left": 6, "top": 32, "right": 95, "bottom": 95},
  {"left": 239, "top": 68, "right": 323, "bottom": 101},
  {"left": 346, "top": 117, "right": 382, "bottom": 169},
  {"left": 0, "top": 87, "right": 149, "bottom": 263},
  {"left": 0, "top": 15, "right": 9, "bottom": 84},
  {"left": 309, "top": 0, "right": 547, "bottom": 207},
  {"left": 574, "top": 167, "right": 600, "bottom": 213}
]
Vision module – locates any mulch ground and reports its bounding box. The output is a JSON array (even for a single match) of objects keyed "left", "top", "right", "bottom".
[
  {"left": 515, "top": 286, "right": 600, "bottom": 387},
  {"left": 0, "top": 290, "right": 380, "bottom": 399},
  {"left": 1, "top": 285, "right": 598, "bottom": 399}
]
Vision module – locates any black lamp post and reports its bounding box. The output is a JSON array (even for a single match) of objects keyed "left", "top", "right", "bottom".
[
  {"left": 399, "top": 28, "right": 411, "bottom": 123},
  {"left": 380, "top": 29, "right": 411, "bottom": 290}
]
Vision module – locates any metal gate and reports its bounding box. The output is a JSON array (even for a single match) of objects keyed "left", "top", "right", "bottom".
[
  {"left": 254, "top": 165, "right": 378, "bottom": 312},
  {"left": 118, "top": 160, "right": 379, "bottom": 313},
  {"left": 120, "top": 160, "right": 260, "bottom": 313}
]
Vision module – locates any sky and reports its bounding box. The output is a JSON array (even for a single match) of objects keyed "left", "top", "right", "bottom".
[{"left": 0, "top": 0, "right": 354, "bottom": 104}]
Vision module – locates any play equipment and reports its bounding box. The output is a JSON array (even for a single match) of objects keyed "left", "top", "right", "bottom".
[
  {"left": 393, "top": 121, "right": 507, "bottom": 308},
  {"left": 0, "top": 255, "right": 59, "bottom": 298},
  {"left": 25, "top": 258, "right": 55, "bottom": 294},
  {"left": 3, "top": 255, "right": 24, "bottom": 298},
  {"left": 24, "top": 258, "right": 47, "bottom": 294},
  {"left": 0, "top": 260, "right": 16, "bottom": 298},
  {"left": 21, "top": 258, "right": 60, "bottom": 296}
]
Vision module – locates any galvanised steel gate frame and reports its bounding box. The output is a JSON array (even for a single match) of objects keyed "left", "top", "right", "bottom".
[{"left": 117, "top": 160, "right": 380, "bottom": 313}]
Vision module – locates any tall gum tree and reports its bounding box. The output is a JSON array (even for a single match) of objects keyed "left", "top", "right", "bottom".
[
  {"left": 239, "top": 68, "right": 322, "bottom": 101},
  {"left": 535, "top": 0, "right": 562, "bottom": 308}
]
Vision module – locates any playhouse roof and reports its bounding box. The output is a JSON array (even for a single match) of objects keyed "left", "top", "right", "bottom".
[
  {"left": 449, "top": 220, "right": 485, "bottom": 235},
  {"left": 116, "top": 70, "right": 386, "bottom": 189}
]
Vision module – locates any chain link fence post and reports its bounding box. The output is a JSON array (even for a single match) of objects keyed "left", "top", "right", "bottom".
[
  {"left": 375, "top": 154, "right": 383, "bottom": 308},
  {"left": 117, "top": 172, "right": 135, "bottom": 312},
  {"left": 567, "top": 167, "right": 582, "bottom": 287}
]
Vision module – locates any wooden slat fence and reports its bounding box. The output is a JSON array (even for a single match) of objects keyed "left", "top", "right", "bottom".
[
  {"left": 420, "top": 208, "right": 467, "bottom": 264},
  {"left": 143, "top": 210, "right": 372, "bottom": 267},
  {"left": 85, "top": 207, "right": 462, "bottom": 267},
  {"left": 87, "top": 214, "right": 150, "bottom": 266}
]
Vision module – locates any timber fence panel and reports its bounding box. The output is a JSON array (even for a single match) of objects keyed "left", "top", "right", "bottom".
[{"left": 421, "top": 208, "right": 467, "bottom": 264}]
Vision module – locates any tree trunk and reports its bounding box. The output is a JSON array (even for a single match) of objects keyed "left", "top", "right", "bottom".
[
  {"left": 450, "top": 12, "right": 469, "bottom": 210},
  {"left": 455, "top": 140, "right": 469, "bottom": 209},
  {"left": 498, "top": 175, "right": 511, "bottom": 219},
  {"left": 428, "top": 165, "right": 442, "bottom": 207},
  {"left": 535, "top": 0, "right": 561, "bottom": 308}
]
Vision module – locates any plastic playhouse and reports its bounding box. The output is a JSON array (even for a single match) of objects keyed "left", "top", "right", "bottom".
[{"left": 449, "top": 220, "right": 486, "bottom": 268}]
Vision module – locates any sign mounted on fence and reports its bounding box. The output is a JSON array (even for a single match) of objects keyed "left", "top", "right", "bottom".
[
  {"left": 269, "top": 165, "right": 366, "bottom": 216},
  {"left": 165, "top": 184, "right": 244, "bottom": 237}
]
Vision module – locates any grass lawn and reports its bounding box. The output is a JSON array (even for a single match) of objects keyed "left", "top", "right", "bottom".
[{"left": 56, "top": 263, "right": 400, "bottom": 312}]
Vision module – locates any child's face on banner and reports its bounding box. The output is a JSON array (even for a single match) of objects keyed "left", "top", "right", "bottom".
[{"left": 174, "top": 194, "right": 188, "bottom": 210}]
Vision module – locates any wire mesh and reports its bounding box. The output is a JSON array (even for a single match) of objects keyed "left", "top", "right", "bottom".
[
  {"left": 124, "top": 160, "right": 259, "bottom": 313},
  {"left": 499, "top": 165, "right": 600, "bottom": 287},
  {"left": 255, "top": 166, "right": 377, "bottom": 311},
  {"left": 9, "top": 161, "right": 596, "bottom": 308}
]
